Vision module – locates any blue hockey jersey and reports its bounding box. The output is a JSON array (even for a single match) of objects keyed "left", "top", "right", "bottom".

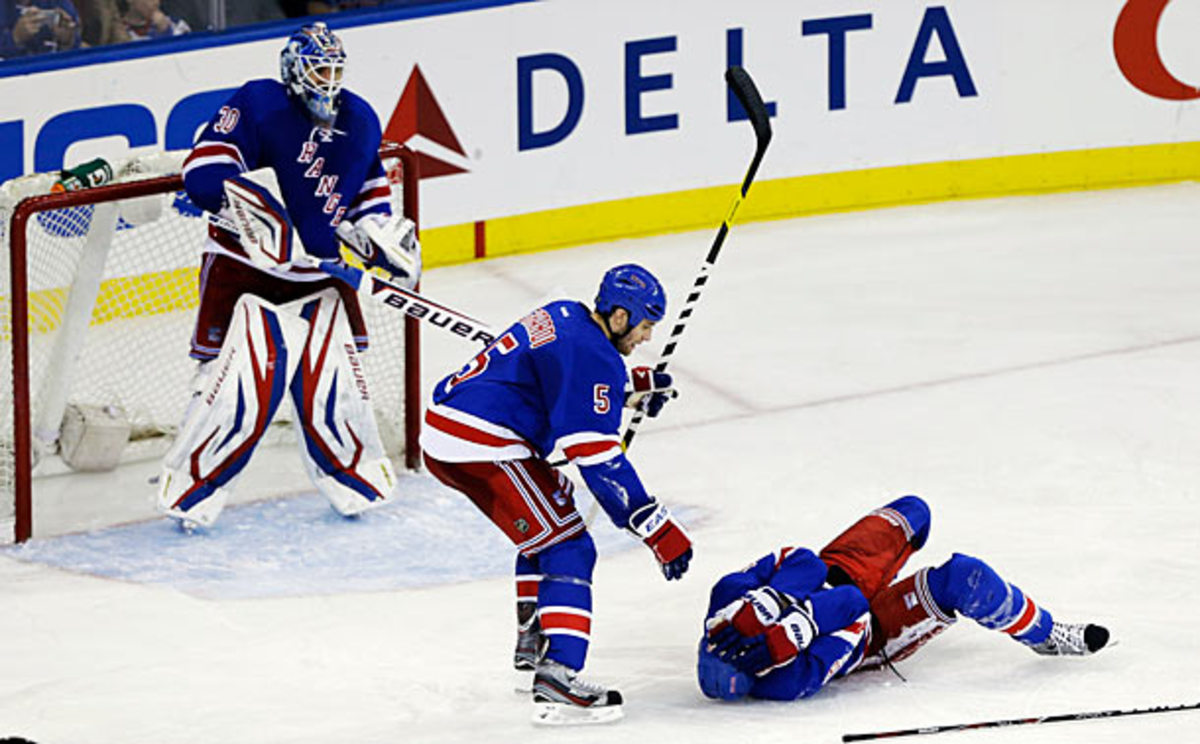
[
  {"left": 700, "top": 547, "right": 872, "bottom": 701},
  {"left": 422, "top": 300, "right": 654, "bottom": 526},
  {"left": 182, "top": 79, "right": 391, "bottom": 274}
]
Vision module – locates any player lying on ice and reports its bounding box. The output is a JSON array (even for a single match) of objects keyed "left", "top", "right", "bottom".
[
  {"left": 421, "top": 264, "right": 692, "bottom": 725},
  {"left": 698, "top": 495, "right": 1109, "bottom": 701},
  {"left": 154, "top": 22, "right": 421, "bottom": 529}
]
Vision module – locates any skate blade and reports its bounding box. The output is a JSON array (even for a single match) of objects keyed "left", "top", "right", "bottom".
[{"left": 531, "top": 701, "right": 623, "bottom": 726}]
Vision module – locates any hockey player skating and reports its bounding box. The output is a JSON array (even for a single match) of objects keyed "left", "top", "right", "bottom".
[
  {"left": 155, "top": 22, "right": 421, "bottom": 529},
  {"left": 698, "top": 495, "right": 1110, "bottom": 701},
  {"left": 421, "top": 264, "right": 693, "bottom": 725}
]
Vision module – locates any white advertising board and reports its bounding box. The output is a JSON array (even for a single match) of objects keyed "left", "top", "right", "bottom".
[{"left": 2, "top": 0, "right": 1198, "bottom": 234}]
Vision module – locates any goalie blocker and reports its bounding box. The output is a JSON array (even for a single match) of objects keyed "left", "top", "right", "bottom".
[{"left": 158, "top": 290, "right": 397, "bottom": 528}]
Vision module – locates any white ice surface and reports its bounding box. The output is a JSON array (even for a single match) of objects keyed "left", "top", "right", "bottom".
[{"left": 4, "top": 184, "right": 1200, "bottom": 743}]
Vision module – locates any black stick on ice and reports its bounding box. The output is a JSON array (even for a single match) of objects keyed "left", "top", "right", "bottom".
[{"left": 841, "top": 701, "right": 1200, "bottom": 742}]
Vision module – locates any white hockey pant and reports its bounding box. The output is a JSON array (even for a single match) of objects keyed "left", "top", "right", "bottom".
[{"left": 156, "top": 290, "right": 396, "bottom": 526}]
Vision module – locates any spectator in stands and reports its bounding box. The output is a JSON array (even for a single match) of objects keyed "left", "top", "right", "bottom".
[
  {"left": 229, "top": 0, "right": 282, "bottom": 26},
  {"left": 120, "top": 0, "right": 187, "bottom": 40},
  {"left": 279, "top": 0, "right": 388, "bottom": 18},
  {"left": 1, "top": 0, "right": 82, "bottom": 57},
  {"left": 75, "top": 0, "right": 129, "bottom": 46}
]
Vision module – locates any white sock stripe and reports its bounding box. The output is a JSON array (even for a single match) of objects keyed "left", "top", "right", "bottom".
[
  {"left": 538, "top": 606, "right": 593, "bottom": 619},
  {"left": 995, "top": 596, "right": 1035, "bottom": 633},
  {"left": 542, "top": 628, "right": 591, "bottom": 641}
]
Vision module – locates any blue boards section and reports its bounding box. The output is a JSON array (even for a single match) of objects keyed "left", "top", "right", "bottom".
[{"left": 2, "top": 476, "right": 702, "bottom": 600}]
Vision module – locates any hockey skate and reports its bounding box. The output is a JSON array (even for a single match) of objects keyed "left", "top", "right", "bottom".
[
  {"left": 513, "top": 613, "right": 546, "bottom": 692},
  {"left": 1030, "top": 622, "right": 1109, "bottom": 656},
  {"left": 531, "top": 659, "right": 623, "bottom": 726}
]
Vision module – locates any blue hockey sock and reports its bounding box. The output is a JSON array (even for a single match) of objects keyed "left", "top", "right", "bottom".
[
  {"left": 926, "top": 553, "right": 1053, "bottom": 646},
  {"left": 535, "top": 533, "right": 597, "bottom": 670}
]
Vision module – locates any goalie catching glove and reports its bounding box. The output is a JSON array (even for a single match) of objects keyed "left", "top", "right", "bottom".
[
  {"left": 628, "top": 499, "right": 692, "bottom": 580},
  {"left": 624, "top": 366, "right": 678, "bottom": 418},
  {"left": 336, "top": 213, "right": 422, "bottom": 289}
]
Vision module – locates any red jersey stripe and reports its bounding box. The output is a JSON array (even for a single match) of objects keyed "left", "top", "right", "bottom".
[
  {"left": 563, "top": 440, "right": 621, "bottom": 461},
  {"left": 425, "top": 409, "right": 529, "bottom": 448}
]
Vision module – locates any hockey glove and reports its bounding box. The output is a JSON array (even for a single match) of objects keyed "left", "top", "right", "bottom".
[
  {"left": 624, "top": 366, "right": 678, "bottom": 418},
  {"left": 705, "top": 586, "right": 790, "bottom": 656},
  {"left": 726, "top": 600, "right": 819, "bottom": 677},
  {"left": 628, "top": 499, "right": 692, "bottom": 581},
  {"left": 336, "top": 213, "right": 422, "bottom": 289}
]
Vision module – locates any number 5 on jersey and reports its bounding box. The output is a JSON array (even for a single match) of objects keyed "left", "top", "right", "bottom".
[
  {"left": 446, "top": 332, "right": 518, "bottom": 391},
  {"left": 593, "top": 384, "right": 611, "bottom": 414}
]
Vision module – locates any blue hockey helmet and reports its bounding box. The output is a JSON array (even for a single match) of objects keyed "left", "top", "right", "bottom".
[
  {"left": 697, "top": 642, "right": 751, "bottom": 701},
  {"left": 594, "top": 264, "right": 667, "bottom": 329},
  {"left": 280, "top": 22, "right": 346, "bottom": 124}
]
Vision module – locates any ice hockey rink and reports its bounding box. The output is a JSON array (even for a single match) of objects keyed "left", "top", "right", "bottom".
[{"left": 3, "top": 182, "right": 1200, "bottom": 743}]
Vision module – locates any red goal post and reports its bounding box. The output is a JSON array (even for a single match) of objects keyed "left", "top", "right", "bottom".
[{"left": 1, "top": 143, "right": 422, "bottom": 544}]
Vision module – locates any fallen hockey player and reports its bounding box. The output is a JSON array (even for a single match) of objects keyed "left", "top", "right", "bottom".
[{"left": 698, "top": 495, "right": 1109, "bottom": 701}]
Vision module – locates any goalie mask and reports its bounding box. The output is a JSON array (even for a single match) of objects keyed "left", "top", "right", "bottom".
[
  {"left": 280, "top": 22, "right": 346, "bottom": 125},
  {"left": 595, "top": 264, "right": 667, "bottom": 337}
]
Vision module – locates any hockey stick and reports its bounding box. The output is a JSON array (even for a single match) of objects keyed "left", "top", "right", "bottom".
[
  {"left": 573, "top": 65, "right": 772, "bottom": 524},
  {"left": 621, "top": 65, "right": 772, "bottom": 451},
  {"left": 841, "top": 701, "right": 1200, "bottom": 742},
  {"left": 216, "top": 175, "right": 496, "bottom": 345},
  {"left": 326, "top": 261, "right": 496, "bottom": 346}
]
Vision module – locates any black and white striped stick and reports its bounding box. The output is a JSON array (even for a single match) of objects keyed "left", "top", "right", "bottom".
[
  {"left": 620, "top": 65, "right": 773, "bottom": 452},
  {"left": 841, "top": 701, "right": 1200, "bottom": 742}
]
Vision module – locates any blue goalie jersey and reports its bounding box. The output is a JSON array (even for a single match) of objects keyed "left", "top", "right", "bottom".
[
  {"left": 182, "top": 79, "right": 392, "bottom": 273},
  {"left": 422, "top": 300, "right": 655, "bottom": 525}
]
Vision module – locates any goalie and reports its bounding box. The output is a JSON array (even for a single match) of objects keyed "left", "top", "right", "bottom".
[{"left": 155, "top": 22, "right": 421, "bottom": 529}]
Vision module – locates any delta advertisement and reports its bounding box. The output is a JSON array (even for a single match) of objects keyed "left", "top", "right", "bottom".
[{"left": 2, "top": 0, "right": 1198, "bottom": 265}]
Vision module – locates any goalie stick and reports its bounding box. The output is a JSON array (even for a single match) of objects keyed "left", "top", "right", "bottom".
[
  {"left": 327, "top": 262, "right": 496, "bottom": 347},
  {"left": 216, "top": 172, "right": 496, "bottom": 345},
  {"left": 841, "top": 701, "right": 1200, "bottom": 742}
]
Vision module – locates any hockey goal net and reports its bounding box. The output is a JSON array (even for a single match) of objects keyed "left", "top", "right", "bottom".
[{"left": 0, "top": 144, "right": 421, "bottom": 543}]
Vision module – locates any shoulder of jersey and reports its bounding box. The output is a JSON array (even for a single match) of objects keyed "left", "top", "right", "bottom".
[
  {"left": 236, "top": 79, "right": 294, "bottom": 117},
  {"left": 339, "top": 89, "right": 382, "bottom": 129}
]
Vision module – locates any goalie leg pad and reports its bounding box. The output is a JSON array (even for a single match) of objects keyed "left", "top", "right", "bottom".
[
  {"left": 819, "top": 495, "right": 930, "bottom": 601},
  {"left": 157, "top": 294, "right": 307, "bottom": 526},
  {"left": 285, "top": 288, "right": 397, "bottom": 516}
]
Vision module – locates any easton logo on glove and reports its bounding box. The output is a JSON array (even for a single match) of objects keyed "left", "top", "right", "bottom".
[{"left": 628, "top": 499, "right": 693, "bottom": 581}]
